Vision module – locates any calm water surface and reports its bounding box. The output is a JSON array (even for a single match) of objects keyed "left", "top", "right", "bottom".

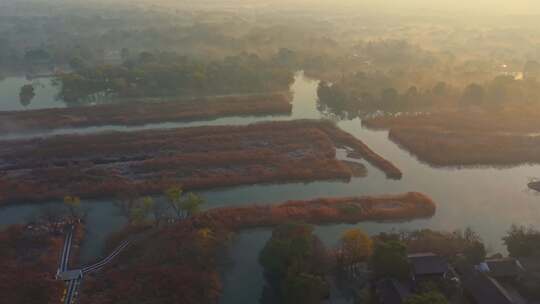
[
  {"left": 0, "top": 76, "right": 64, "bottom": 111},
  {"left": 0, "top": 72, "right": 539, "bottom": 303}
]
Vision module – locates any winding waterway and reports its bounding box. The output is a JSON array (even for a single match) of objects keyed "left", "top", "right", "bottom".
[{"left": 1, "top": 72, "right": 539, "bottom": 303}]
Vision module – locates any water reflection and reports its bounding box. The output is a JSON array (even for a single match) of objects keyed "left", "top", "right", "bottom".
[{"left": 0, "top": 76, "right": 64, "bottom": 111}]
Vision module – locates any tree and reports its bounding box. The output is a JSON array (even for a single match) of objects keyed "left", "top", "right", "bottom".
[
  {"left": 120, "top": 48, "right": 130, "bottom": 62},
  {"left": 259, "top": 223, "right": 329, "bottom": 304},
  {"left": 404, "top": 291, "right": 448, "bottom": 304},
  {"left": 24, "top": 48, "right": 51, "bottom": 63},
  {"left": 63, "top": 195, "right": 81, "bottom": 218},
  {"left": 115, "top": 191, "right": 139, "bottom": 220},
  {"left": 129, "top": 196, "right": 155, "bottom": 225},
  {"left": 19, "top": 84, "right": 35, "bottom": 107},
  {"left": 183, "top": 192, "right": 204, "bottom": 218},
  {"left": 524, "top": 60, "right": 540, "bottom": 80},
  {"left": 282, "top": 272, "right": 329, "bottom": 304},
  {"left": 165, "top": 186, "right": 204, "bottom": 220},
  {"left": 503, "top": 225, "right": 540, "bottom": 258},
  {"left": 371, "top": 240, "right": 410, "bottom": 280},
  {"left": 338, "top": 228, "right": 373, "bottom": 270},
  {"left": 69, "top": 56, "right": 86, "bottom": 71},
  {"left": 461, "top": 83, "right": 485, "bottom": 105},
  {"left": 165, "top": 186, "right": 183, "bottom": 219},
  {"left": 432, "top": 82, "right": 447, "bottom": 96},
  {"left": 380, "top": 87, "right": 399, "bottom": 110},
  {"left": 462, "top": 227, "right": 486, "bottom": 264}
]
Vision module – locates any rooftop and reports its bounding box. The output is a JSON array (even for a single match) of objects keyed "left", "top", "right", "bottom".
[
  {"left": 463, "top": 273, "right": 514, "bottom": 304},
  {"left": 408, "top": 252, "right": 449, "bottom": 276},
  {"left": 484, "top": 258, "right": 525, "bottom": 278}
]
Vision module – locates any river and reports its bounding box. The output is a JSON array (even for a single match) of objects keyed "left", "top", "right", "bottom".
[{"left": 1, "top": 72, "right": 539, "bottom": 303}]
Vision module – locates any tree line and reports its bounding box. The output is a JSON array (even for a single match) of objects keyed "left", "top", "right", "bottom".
[
  {"left": 317, "top": 62, "right": 540, "bottom": 118},
  {"left": 56, "top": 52, "right": 295, "bottom": 104}
]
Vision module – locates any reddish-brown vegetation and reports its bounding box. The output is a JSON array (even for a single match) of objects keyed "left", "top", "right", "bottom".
[
  {"left": 79, "top": 192, "right": 434, "bottom": 304},
  {"left": 0, "top": 120, "right": 401, "bottom": 205},
  {"left": 0, "top": 225, "right": 65, "bottom": 304},
  {"left": 363, "top": 110, "right": 540, "bottom": 167},
  {"left": 0, "top": 93, "right": 292, "bottom": 134},
  {"left": 80, "top": 223, "right": 228, "bottom": 304},
  {"left": 192, "top": 192, "right": 435, "bottom": 230}
]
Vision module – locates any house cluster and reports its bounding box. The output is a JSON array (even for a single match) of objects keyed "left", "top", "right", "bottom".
[{"left": 375, "top": 252, "right": 535, "bottom": 304}]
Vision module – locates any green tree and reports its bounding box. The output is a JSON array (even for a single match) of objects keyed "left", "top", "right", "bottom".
[
  {"left": 404, "top": 291, "right": 448, "bottom": 304},
  {"left": 462, "top": 227, "right": 486, "bottom": 264},
  {"left": 165, "top": 186, "right": 204, "bottom": 220},
  {"left": 462, "top": 83, "right": 485, "bottom": 105},
  {"left": 63, "top": 195, "right": 81, "bottom": 217},
  {"left": 19, "top": 84, "right": 35, "bottom": 107},
  {"left": 129, "top": 196, "right": 155, "bottom": 225},
  {"left": 282, "top": 272, "right": 329, "bottom": 304},
  {"left": 69, "top": 56, "right": 86, "bottom": 71},
  {"left": 524, "top": 60, "right": 540, "bottom": 80},
  {"left": 64, "top": 195, "right": 81, "bottom": 217},
  {"left": 182, "top": 192, "right": 204, "bottom": 217},
  {"left": 120, "top": 48, "right": 130, "bottom": 61},
  {"left": 503, "top": 225, "right": 540, "bottom": 258},
  {"left": 259, "top": 223, "right": 328, "bottom": 304},
  {"left": 371, "top": 240, "right": 410, "bottom": 280}
]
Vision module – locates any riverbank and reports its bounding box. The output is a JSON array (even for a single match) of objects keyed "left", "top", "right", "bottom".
[
  {"left": 0, "top": 93, "right": 292, "bottom": 134},
  {"left": 0, "top": 120, "right": 401, "bottom": 205}
]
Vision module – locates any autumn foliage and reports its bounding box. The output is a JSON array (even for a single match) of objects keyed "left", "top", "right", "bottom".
[
  {"left": 0, "top": 225, "right": 64, "bottom": 304},
  {"left": 79, "top": 223, "right": 229, "bottom": 304},
  {"left": 0, "top": 120, "right": 400, "bottom": 205},
  {"left": 189, "top": 192, "right": 435, "bottom": 230}
]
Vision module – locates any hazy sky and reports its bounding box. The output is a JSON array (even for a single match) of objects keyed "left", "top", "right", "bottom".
[{"left": 227, "top": 0, "right": 540, "bottom": 15}]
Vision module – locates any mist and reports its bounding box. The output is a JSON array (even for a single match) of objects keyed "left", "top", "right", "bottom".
[{"left": 2, "top": 1, "right": 540, "bottom": 304}]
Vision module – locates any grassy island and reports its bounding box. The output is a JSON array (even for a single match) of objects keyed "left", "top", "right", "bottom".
[
  {"left": 0, "top": 120, "right": 401, "bottom": 205},
  {"left": 0, "top": 93, "right": 292, "bottom": 134},
  {"left": 363, "top": 109, "right": 540, "bottom": 167}
]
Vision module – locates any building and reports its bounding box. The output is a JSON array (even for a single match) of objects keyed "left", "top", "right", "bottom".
[
  {"left": 463, "top": 273, "right": 515, "bottom": 304},
  {"left": 408, "top": 253, "right": 450, "bottom": 282},
  {"left": 479, "top": 258, "right": 525, "bottom": 280}
]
